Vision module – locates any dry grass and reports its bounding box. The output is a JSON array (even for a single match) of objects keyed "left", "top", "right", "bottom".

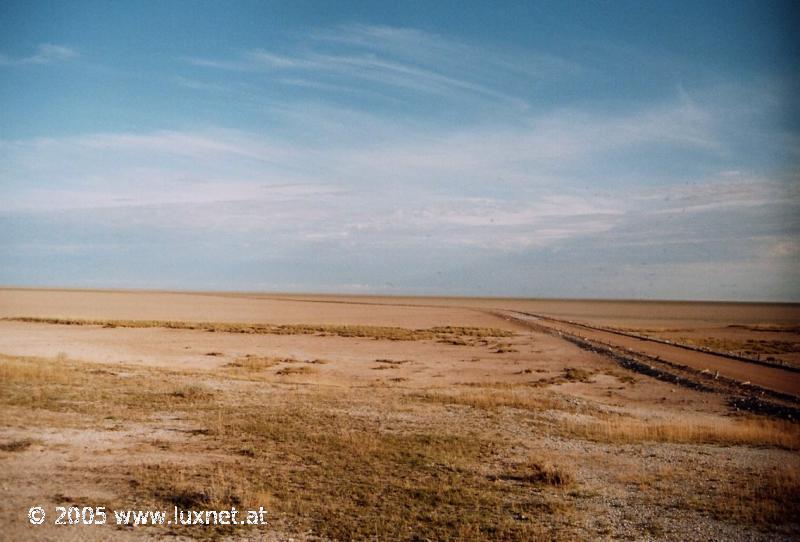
[
  {"left": 275, "top": 366, "right": 316, "bottom": 376},
  {"left": 3, "top": 348, "right": 799, "bottom": 539},
  {"left": 701, "top": 464, "right": 800, "bottom": 526},
  {"left": 495, "top": 460, "right": 574, "bottom": 487},
  {"left": 171, "top": 399, "right": 563, "bottom": 541},
  {"left": 0, "top": 353, "right": 219, "bottom": 423},
  {"left": 613, "top": 461, "right": 800, "bottom": 527},
  {"left": 98, "top": 387, "right": 573, "bottom": 540},
  {"left": 439, "top": 336, "right": 469, "bottom": 345},
  {"left": 414, "top": 387, "right": 569, "bottom": 412},
  {"left": 521, "top": 367, "right": 597, "bottom": 388},
  {"left": 373, "top": 358, "right": 411, "bottom": 370},
  {"left": 0, "top": 353, "right": 74, "bottom": 385},
  {"left": 728, "top": 324, "right": 800, "bottom": 333},
  {"left": 225, "top": 356, "right": 329, "bottom": 374},
  {"left": 170, "top": 384, "right": 214, "bottom": 401},
  {"left": 562, "top": 367, "right": 593, "bottom": 383},
  {"left": 136, "top": 463, "right": 272, "bottom": 511},
  {"left": 0, "top": 438, "right": 35, "bottom": 452},
  {"left": 430, "top": 326, "right": 515, "bottom": 338},
  {"left": 678, "top": 336, "right": 800, "bottom": 355},
  {"left": 224, "top": 355, "right": 285, "bottom": 371},
  {"left": 1, "top": 355, "right": 566, "bottom": 540},
  {"left": 5, "top": 316, "right": 513, "bottom": 342},
  {"left": 492, "top": 342, "right": 519, "bottom": 353},
  {"left": 561, "top": 416, "right": 800, "bottom": 449}
]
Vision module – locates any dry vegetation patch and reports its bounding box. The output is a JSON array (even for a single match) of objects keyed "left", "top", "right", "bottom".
[
  {"left": 275, "top": 366, "right": 317, "bottom": 377},
  {"left": 5, "top": 316, "right": 513, "bottom": 343},
  {"left": 3, "top": 346, "right": 800, "bottom": 540},
  {"left": 728, "top": 324, "right": 800, "bottom": 333},
  {"left": 374, "top": 358, "right": 412, "bottom": 365},
  {"left": 561, "top": 416, "right": 800, "bottom": 449},
  {"left": 492, "top": 342, "right": 520, "bottom": 353},
  {"left": 0, "top": 352, "right": 73, "bottom": 385},
  {"left": 174, "top": 399, "right": 566, "bottom": 541},
  {"left": 619, "top": 459, "right": 800, "bottom": 528},
  {"left": 170, "top": 384, "right": 214, "bottom": 401},
  {"left": 224, "top": 355, "right": 285, "bottom": 371},
  {"left": 679, "top": 337, "right": 800, "bottom": 356},
  {"left": 494, "top": 460, "right": 574, "bottom": 488},
  {"left": 224, "top": 356, "right": 329, "bottom": 376},
  {"left": 0, "top": 353, "right": 220, "bottom": 424},
  {"left": 697, "top": 464, "right": 800, "bottom": 526},
  {"left": 414, "top": 387, "right": 571, "bottom": 413},
  {"left": 0, "top": 352, "right": 572, "bottom": 540},
  {"left": 562, "top": 368, "right": 593, "bottom": 383},
  {"left": 372, "top": 358, "right": 412, "bottom": 370},
  {"left": 0, "top": 438, "right": 36, "bottom": 452}
]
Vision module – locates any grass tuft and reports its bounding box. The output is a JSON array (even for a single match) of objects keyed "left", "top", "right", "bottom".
[
  {"left": 275, "top": 366, "right": 316, "bottom": 376},
  {"left": 496, "top": 460, "right": 574, "bottom": 487}
]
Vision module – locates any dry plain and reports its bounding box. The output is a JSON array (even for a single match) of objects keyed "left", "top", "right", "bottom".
[{"left": 1, "top": 288, "right": 799, "bottom": 541}]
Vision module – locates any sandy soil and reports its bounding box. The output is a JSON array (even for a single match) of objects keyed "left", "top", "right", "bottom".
[
  {"left": 1, "top": 289, "right": 798, "bottom": 541},
  {"left": 5, "top": 288, "right": 799, "bottom": 328},
  {"left": 0, "top": 289, "right": 518, "bottom": 329},
  {"left": 231, "top": 292, "right": 800, "bottom": 327},
  {"left": 0, "top": 319, "right": 724, "bottom": 415}
]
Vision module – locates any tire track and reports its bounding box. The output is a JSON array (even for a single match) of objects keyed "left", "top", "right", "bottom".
[{"left": 499, "top": 310, "right": 800, "bottom": 399}]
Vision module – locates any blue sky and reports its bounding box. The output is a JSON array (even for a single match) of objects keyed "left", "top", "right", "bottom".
[{"left": 1, "top": 1, "right": 798, "bottom": 300}]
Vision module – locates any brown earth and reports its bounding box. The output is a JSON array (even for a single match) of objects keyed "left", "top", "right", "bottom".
[{"left": 503, "top": 312, "right": 800, "bottom": 397}]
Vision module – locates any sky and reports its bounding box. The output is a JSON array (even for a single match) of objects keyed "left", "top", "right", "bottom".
[{"left": 1, "top": 1, "right": 799, "bottom": 300}]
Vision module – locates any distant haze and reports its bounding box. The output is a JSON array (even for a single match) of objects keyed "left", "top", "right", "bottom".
[{"left": 1, "top": 1, "right": 798, "bottom": 300}]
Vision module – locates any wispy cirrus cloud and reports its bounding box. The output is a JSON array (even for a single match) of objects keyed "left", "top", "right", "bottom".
[
  {"left": 310, "top": 23, "right": 579, "bottom": 82},
  {"left": 0, "top": 43, "right": 78, "bottom": 66},
  {"left": 0, "top": 88, "right": 725, "bottom": 216},
  {"left": 182, "top": 24, "right": 578, "bottom": 109}
]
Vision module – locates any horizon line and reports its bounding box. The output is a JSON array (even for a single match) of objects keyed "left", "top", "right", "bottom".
[{"left": 1, "top": 284, "right": 798, "bottom": 306}]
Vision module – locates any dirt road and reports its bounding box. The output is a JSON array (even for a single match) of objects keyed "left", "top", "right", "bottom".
[{"left": 503, "top": 311, "right": 800, "bottom": 398}]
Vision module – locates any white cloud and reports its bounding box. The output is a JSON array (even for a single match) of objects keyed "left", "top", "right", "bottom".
[
  {"left": 0, "top": 43, "right": 78, "bottom": 66},
  {"left": 311, "top": 24, "right": 580, "bottom": 83},
  {"left": 0, "top": 90, "right": 723, "bottom": 221},
  {"left": 0, "top": 107, "right": 738, "bottom": 254},
  {"left": 182, "top": 24, "right": 568, "bottom": 109},
  {"left": 637, "top": 175, "right": 800, "bottom": 215}
]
